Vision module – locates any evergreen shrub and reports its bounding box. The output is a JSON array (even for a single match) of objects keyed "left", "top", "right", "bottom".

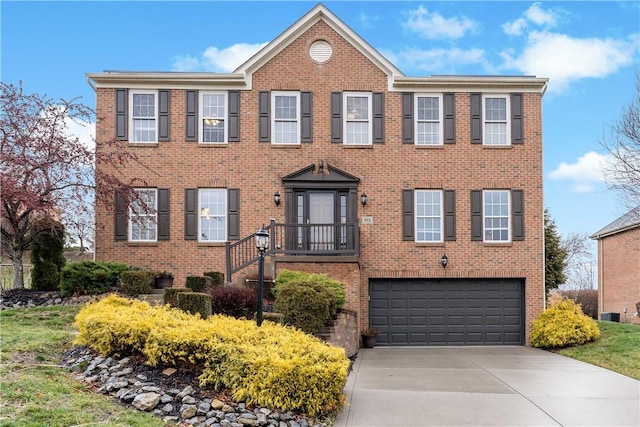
[
  {"left": 203, "top": 271, "right": 225, "bottom": 287},
  {"left": 210, "top": 286, "right": 257, "bottom": 318},
  {"left": 30, "top": 223, "right": 66, "bottom": 291},
  {"left": 531, "top": 299, "right": 601, "bottom": 348},
  {"left": 163, "top": 288, "right": 182, "bottom": 307},
  {"left": 185, "top": 276, "right": 213, "bottom": 293},
  {"left": 60, "top": 261, "right": 128, "bottom": 297},
  {"left": 274, "top": 280, "right": 337, "bottom": 334},
  {"left": 119, "top": 271, "right": 155, "bottom": 296},
  {"left": 177, "top": 291, "right": 212, "bottom": 319},
  {"left": 274, "top": 269, "right": 346, "bottom": 309}
]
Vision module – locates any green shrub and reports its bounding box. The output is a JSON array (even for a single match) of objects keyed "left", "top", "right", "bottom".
[
  {"left": 30, "top": 222, "right": 66, "bottom": 291},
  {"left": 274, "top": 280, "right": 337, "bottom": 335},
  {"left": 60, "top": 261, "right": 129, "bottom": 297},
  {"left": 203, "top": 271, "right": 225, "bottom": 286},
  {"left": 209, "top": 286, "right": 257, "bottom": 318},
  {"left": 163, "top": 288, "right": 182, "bottom": 307},
  {"left": 531, "top": 299, "right": 601, "bottom": 348},
  {"left": 119, "top": 271, "right": 155, "bottom": 296},
  {"left": 261, "top": 312, "right": 284, "bottom": 324},
  {"left": 177, "top": 292, "right": 212, "bottom": 319},
  {"left": 185, "top": 276, "right": 213, "bottom": 293},
  {"left": 274, "top": 269, "right": 346, "bottom": 309}
]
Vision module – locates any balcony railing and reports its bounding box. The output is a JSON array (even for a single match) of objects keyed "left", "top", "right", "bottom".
[{"left": 226, "top": 220, "right": 359, "bottom": 282}]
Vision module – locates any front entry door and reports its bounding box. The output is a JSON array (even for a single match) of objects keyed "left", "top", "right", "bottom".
[{"left": 309, "top": 192, "right": 335, "bottom": 250}]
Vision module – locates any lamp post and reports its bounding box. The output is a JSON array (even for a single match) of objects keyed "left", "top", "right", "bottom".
[{"left": 255, "top": 226, "right": 270, "bottom": 326}]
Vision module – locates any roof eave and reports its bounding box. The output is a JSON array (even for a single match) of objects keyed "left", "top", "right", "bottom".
[
  {"left": 392, "top": 76, "right": 549, "bottom": 93},
  {"left": 86, "top": 72, "right": 247, "bottom": 90},
  {"left": 590, "top": 223, "right": 640, "bottom": 240}
]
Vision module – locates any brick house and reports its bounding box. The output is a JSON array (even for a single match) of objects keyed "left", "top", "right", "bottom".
[
  {"left": 591, "top": 207, "right": 640, "bottom": 324},
  {"left": 88, "top": 4, "right": 548, "bottom": 346}
]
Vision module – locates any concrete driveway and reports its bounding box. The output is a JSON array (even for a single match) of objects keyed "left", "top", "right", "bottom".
[{"left": 334, "top": 347, "right": 640, "bottom": 427}]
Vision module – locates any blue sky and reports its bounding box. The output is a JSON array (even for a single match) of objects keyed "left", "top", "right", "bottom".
[{"left": 2, "top": 1, "right": 639, "bottom": 251}]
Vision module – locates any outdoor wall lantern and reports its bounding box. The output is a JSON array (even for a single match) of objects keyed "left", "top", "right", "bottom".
[
  {"left": 255, "top": 226, "right": 270, "bottom": 326},
  {"left": 273, "top": 192, "right": 281, "bottom": 206},
  {"left": 440, "top": 254, "right": 448, "bottom": 268},
  {"left": 361, "top": 192, "right": 367, "bottom": 206}
]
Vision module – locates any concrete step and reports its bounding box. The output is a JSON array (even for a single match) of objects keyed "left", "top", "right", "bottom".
[{"left": 138, "top": 291, "right": 165, "bottom": 305}]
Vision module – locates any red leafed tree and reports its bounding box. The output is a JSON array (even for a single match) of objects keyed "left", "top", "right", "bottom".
[{"left": 1, "top": 82, "right": 147, "bottom": 289}]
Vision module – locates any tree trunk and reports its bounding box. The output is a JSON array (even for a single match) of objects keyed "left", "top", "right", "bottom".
[{"left": 9, "top": 252, "right": 25, "bottom": 289}]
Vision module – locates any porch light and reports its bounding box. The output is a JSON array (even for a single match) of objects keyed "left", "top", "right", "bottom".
[
  {"left": 440, "top": 254, "right": 448, "bottom": 268},
  {"left": 273, "top": 192, "right": 281, "bottom": 206},
  {"left": 255, "top": 226, "right": 270, "bottom": 326},
  {"left": 361, "top": 192, "right": 367, "bottom": 206}
]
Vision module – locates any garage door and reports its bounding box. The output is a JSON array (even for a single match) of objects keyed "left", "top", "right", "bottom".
[{"left": 369, "top": 279, "right": 524, "bottom": 346}]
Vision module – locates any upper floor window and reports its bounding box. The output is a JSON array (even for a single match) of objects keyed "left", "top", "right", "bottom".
[
  {"left": 344, "top": 92, "right": 372, "bottom": 145},
  {"left": 272, "top": 91, "right": 300, "bottom": 144},
  {"left": 483, "top": 190, "right": 510, "bottom": 242},
  {"left": 200, "top": 92, "right": 227, "bottom": 143},
  {"left": 130, "top": 90, "right": 157, "bottom": 143},
  {"left": 483, "top": 95, "right": 510, "bottom": 146},
  {"left": 129, "top": 188, "right": 157, "bottom": 241},
  {"left": 416, "top": 95, "right": 443, "bottom": 145},
  {"left": 415, "top": 190, "right": 443, "bottom": 242},
  {"left": 199, "top": 189, "right": 227, "bottom": 242}
]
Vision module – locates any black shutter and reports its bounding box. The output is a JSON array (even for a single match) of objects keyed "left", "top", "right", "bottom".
[
  {"left": 185, "top": 90, "right": 198, "bottom": 142},
  {"left": 301, "top": 91, "right": 313, "bottom": 143},
  {"left": 444, "top": 93, "right": 455, "bottom": 144},
  {"left": 331, "top": 92, "right": 342, "bottom": 143},
  {"left": 228, "top": 189, "right": 240, "bottom": 240},
  {"left": 228, "top": 91, "right": 240, "bottom": 142},
  {"left": 258, "top": 91, "right": 270, "bottom": 142},
  {"left": 115, "top": 89, "right": 128, "bottom": 141},
  {"left": 114, "top": 191, "right": 127, "bottom": 240},
  {"left": 444, "top": 190, "right": 456, "bottom": 241},
  {"left": 373, "top": 92, "right": 384, "bottom": 144},
  {"left": 402, "top": 93, "right": 414, "bottom": 144},
  {"left": 471, "top": 190, "right": 483, "bottom": 241},
  {"left": 157, "top": 189, "right": 170, "bottom": 240},
  {"left": 185, "top": 189, "right": 197, "bottom": 240},
  {"left": 402, "top": 190, "right": 414, "bottom": 241},
  {"left": 512, "top": 190, "right": 524, "bottom": 240},
  {"left": 470, "top": 93, "right": 482, "bottom": 144},
  {"left": 511, "top": 93, "right": 523, "bottom": 144},
  {"left": 158, "top": 90, "right": 170, "bottom": 141}
]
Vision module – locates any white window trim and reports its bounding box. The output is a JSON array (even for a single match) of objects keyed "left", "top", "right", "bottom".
[
  {"left": 482, "top": 94, "right": 510, "bottom": 146},
  {"left": 129, "top": 90, "right": 158, "bottom": 143},
  {"left": 415, "top": 94, "right": 444, "bottom": 146},
  {"left": 129, "top": 188, "right": 158, "bottom": 242},
  {"left": 414, "top": 190, "right": 444, "bottom": 243},
  {"left": 199, "top": 91, "right": 228, "bottom": 144},
  {"left": 271, "top": 91, "right": 301, "bottom": 145},
  {"left": 482, "top": 190, "right": 511, "bottom": 243},
  {"left": 198, "top": 188, "right": 228, "bottom": 243},
  {"left": 343, "top": 92, "right": 372, "bottom": 146}
]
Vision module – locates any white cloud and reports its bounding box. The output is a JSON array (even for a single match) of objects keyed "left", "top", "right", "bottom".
[
  {"left": 549, "top": 151, "right": 608, "bottom": 193},
  {"left": 502, "top": 18, "right": 527, "bottom": 37},
  {"left": 500, "top": 31, "right": 637, "bottom": 93},
  {"left": 172, "top": 42, "right": 268, "bottom": 72},
  {"left": 65, "top": 117, "right": 95, "bottom": 151},
  {"left": 383, "top": 47, "right": 486, "bottom": 73},
  {"left": 502, "top": 2, "right": 560, "bottom": 36},
  {"left": 403, "top": 5, "right": 477, "bottom": 40}
]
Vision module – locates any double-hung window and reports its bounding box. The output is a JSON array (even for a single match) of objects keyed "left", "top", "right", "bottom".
[
  {"left": 415, "top": 95, "right": 443, "bottom": 145},
  {"left": 483, "top": 95, "right": 510, "bottom": 146},
  {"left": 344, "top": 92, "right": 372, "bottom": 145},
  {"left": 415, "top": 190, "right": 443, "bottom": 242},
  {"left": 272, "top": 91, "right": 300, "bottom": 144},
  {"left": 483, "top": 190, "right": 510, "bottom": 242},
  {"left": 198, "top": 189, "right": 227, "bottom": 242},
  {"left": 130, "top": 90, "right": 157, "bottom": 143},
  {"left": 200, "top": 92, "right": 227, "bottom": 143},
  {"left": 129, "top": 188, "right": 157, "bottom": 241}
]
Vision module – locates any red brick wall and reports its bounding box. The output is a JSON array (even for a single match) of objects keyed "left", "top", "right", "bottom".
[
  {"left": 597, "top": 227, "right": 640, "bottom": 324},
  {"left": 94, "top": 20, "right": 545, "bottom": 342}
]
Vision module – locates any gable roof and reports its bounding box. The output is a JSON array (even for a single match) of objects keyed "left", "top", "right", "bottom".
[{"left": 590, "top": 206, "right": 640, "bottom": 239}]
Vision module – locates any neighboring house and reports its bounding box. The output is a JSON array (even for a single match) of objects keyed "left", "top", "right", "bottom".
[
  {"left": 591, "top": 207, "right": 640, "bottom": 324},
  {"left": 88, "top": 4, "right": 548, "bottom": 346}
]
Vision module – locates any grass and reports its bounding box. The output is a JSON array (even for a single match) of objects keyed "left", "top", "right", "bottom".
[
  {"left": 0, "top": 305, "right": 168, "bottom": 427},
  {"left": 555, "top": 320, "right": 640, "bottom": 380}
]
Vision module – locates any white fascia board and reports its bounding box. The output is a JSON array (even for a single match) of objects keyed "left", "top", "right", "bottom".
[
  {"left": 392, "top": 76, "right": 549, "bottom": 94},
  {"left": 86, "top": 72, "right": 248, "bottom": 91}
]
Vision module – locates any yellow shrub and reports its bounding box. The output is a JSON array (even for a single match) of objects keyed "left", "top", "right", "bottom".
[
  {"left": 531, "top": 299, "right": 601, "bottom": 348},
  {"left": 74, "top": 295, "right": 349, "bottom": 415}
]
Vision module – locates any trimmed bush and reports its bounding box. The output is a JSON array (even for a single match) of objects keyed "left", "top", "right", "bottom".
[
  {"left": 274, "top": 269, "right": 346, "bottom": 309},
  {"left": 531, "top": 299, "right": 601, "bottom": 348},
  {"left": 74, "top": 295, "right": 349, "bottom": 415},
  {"left": 177, "top": 291, "right": 212, "bottom": 319},
  {"left": 261, "top": 312, "right": 284, "bottom": 324},
  {"left": 203, "top": 271, "right": 225, "bottom": 287},
  {"left": 60, "top": 261, "right": 129, "bottom": 297},
  {"left": 30, "top": 221, "right": 66, "bottom": 291},
  {"left": 274, "top": 280, "right": 337, "bottom": 335},
  {"left": 119, "top": 271, "right": 155, "bottom": 296},
  {"left": 210, "top": 286, "right": 257, "bottom": 318},
  {"left": 185, "top": 276, "right": 213, "bottom": 293},
  {"left": 163, "top": 288, "right": 182, "bottom": 307}
]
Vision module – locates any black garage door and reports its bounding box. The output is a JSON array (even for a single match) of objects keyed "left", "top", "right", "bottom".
[{"left": 369, "top": 279, "right": 524, "bottom": 346}]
